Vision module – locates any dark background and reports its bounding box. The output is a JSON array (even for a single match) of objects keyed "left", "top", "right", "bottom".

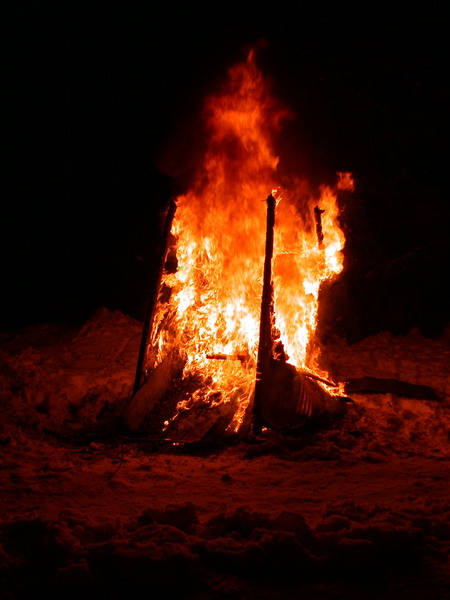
[{"left": 3, "top": 6, "right": 449, "bottom": 341}]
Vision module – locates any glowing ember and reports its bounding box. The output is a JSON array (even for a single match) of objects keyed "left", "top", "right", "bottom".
[{"left": 148, "top": 49, "right": 348, "bottom": 432}]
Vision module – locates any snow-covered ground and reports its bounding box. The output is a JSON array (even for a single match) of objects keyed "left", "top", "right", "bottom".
[{"left": 1, "top": 308, "right": 449, "bottom": 599}]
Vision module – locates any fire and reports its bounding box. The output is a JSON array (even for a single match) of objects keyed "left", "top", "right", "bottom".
[
  {"left": 337, "top": 171, "right": 355, "bottom": 191},
  {"left": 149, "top": 50, "right": 348, "bottom": 432}
]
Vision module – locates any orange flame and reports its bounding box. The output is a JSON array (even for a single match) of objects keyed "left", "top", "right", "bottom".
[
  {"left": 337, "top": 171, "right": 355, "bottom": 191},
  {"left": 150, "top": 50, "right": 348, "bottom": 431}
]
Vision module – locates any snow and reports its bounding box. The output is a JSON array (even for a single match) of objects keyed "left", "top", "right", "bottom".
[{"left": 1, "top": 308, "right": 449, "bottom": 599}]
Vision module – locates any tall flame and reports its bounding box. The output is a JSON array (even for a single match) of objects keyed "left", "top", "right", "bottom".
[{"left": 150, "top": 50, "right": 347, "bottom": 430}]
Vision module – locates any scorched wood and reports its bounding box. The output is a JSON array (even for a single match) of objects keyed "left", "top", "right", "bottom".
[
  {"left": 314, "top": 205, "right": 325, "bottom": 247},
  {"left": 251, "top": 196, "right": 345, "bottom": 435},
  {"left": 252, "top": 194, "right": 276, "bottom": 434},
  {"left": 133, "top": 198, "right": 177, "bottom": 395},
  {"left": 258, "top": 360, "right": 344, "bottom": 433},
  {"left": 125, "top": 348, "right": 186, "bottom": 431},
  {"left": 344, "top": 377, "right": 441, "bottom": 400}
]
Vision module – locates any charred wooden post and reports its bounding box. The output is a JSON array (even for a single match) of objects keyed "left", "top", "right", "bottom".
[
  {"left": 252, "top": 194, "right": 276, "bottom": 434},
  {"left": 132, "top": 198, "right": 177, "bottom": 395},
  {"left": 250, "top": 197, "right": 345, "bottom": 436},
  {"left": 314, "top": 205, "right": 325, "bottom": 248}
]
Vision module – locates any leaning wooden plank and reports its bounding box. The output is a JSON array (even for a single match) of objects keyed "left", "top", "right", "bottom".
[
  {"left": 163, "top": 396, "right": 239, "bottom": 444},
  {"left": 344, "top": 377, "right": 440, "bottom": 400},
  {"left": 124, "top": 348, "right": 186, "bottom": 431},
  {"left": 133, "top": 198, "right": 177, "bottom": 395}
]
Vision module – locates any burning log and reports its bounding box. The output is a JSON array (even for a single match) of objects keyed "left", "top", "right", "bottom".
[
  {"left": 162, "top": 391, "right": 241, "bottom": 444},
  {"left": 125, "top": 198, "right": 181, "bottom": 432},
  {"left": 123, "top": 53, "right": 349, "bottom": 440},
  {"left": 206, "top": 353, "right": 250, "bottom": 364},
  {"left": 132, "top": 198, "right": 177, "bottom": 395},
  {"left": 258, "top": 360, "right": 344, "bottom": 433},
  {"left": 314, "top": 205, "right": 325, "bottom": 247},
  {"left": 251, "top": 195, "right": 344, "bottom": 436},
  {"left": 253, "top": 194, "right": 276, "bottom": 434},
  {"left": 298, "top": 369, "right": 337, "bottom": 388}
]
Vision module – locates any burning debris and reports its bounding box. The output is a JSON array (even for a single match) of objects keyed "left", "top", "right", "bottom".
[{"left": 125, "top": 50, "right": 349, "bottom": 439}]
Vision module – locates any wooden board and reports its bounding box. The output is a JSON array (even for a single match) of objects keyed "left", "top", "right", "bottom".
[{"left": 124, "top": 349, "right": 185, "bottom": 431}]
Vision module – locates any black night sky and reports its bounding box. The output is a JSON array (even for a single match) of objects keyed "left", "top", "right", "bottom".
[{"left": 3, "top": 6, "right": 450, "bottom": 340}]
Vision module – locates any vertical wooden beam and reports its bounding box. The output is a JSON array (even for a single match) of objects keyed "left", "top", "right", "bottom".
[
  {"left": 314, "top": 205, "right": 325, "bottom": 248},
  {"left": 252, "top": 194, "right": 276, "bottom": 434}
]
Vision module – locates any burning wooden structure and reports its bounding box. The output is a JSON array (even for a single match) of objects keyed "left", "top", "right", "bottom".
[{"left": 124, "top": 49, "right": 351, "bottom": 440}]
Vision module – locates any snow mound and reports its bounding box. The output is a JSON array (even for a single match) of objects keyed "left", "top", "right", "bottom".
[
  {"left": 1, "top": 501, "right": 449, "bottom": 598},
  {"left": 1, "top": 310, "right": 450, "bottom": 598}
]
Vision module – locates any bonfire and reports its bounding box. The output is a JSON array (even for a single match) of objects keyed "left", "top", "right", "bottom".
[
  {"left": 124, "top": 49, "right": 354, "bottom": 440},
  {"left": 1, "top": 38, "right": 449, "bottom": 600}
]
